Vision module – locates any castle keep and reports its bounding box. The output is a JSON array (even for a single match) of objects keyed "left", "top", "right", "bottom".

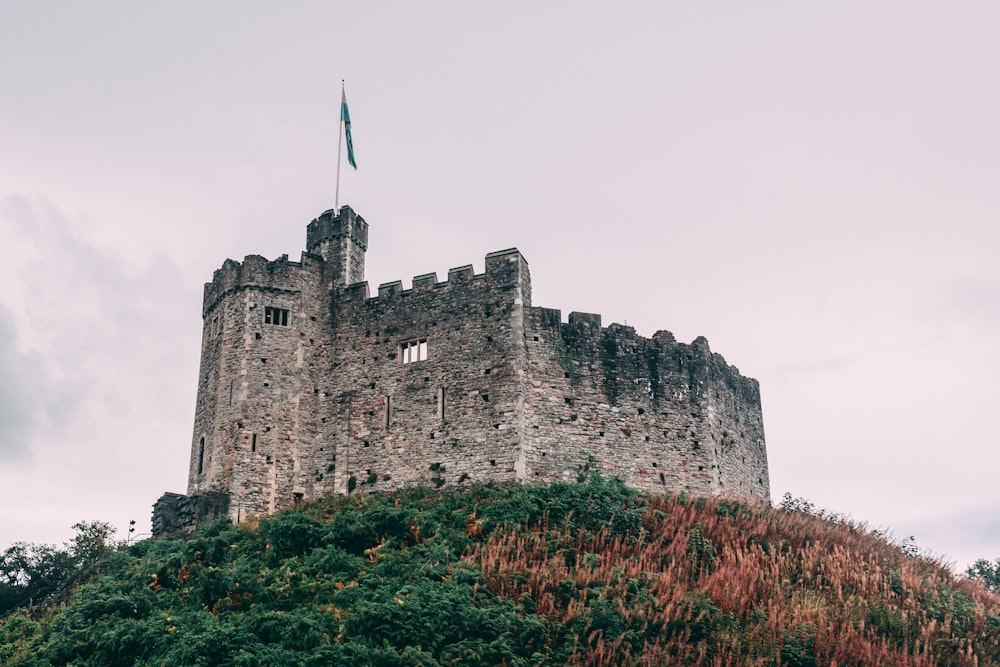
[{"left": 153, "top": 206, "right": 768, "bottom": 535}]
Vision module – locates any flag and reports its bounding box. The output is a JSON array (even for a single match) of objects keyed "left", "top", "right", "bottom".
[{"left": 341, "top": 88, "right": 357, "bottom": 169}]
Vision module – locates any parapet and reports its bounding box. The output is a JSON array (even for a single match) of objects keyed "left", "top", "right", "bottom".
[
  {"left": 412, "top": 272, "right": 438, "bottom": 290},
  {"left": 355, "top": 249, "right": 531, "bottom": 308},
  {"left": 306, "top": 205, "right": 369, "bottom": 255},
  {"left": 448, "top": 265, "right": 474, "bottom": 282},
  {"left": 202, "top": 252, "right": 322, "bottom": 316},
  {"left": 568, "top": 311, "right": 602, "bottom": 329}
]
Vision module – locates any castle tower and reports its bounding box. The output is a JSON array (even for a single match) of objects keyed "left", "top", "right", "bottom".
[
  {"left": 186, "top": 231, "right": 334, "bottom": 521},
  {"left": 306, "top": 205, "right": 368, "bottom": 286}
]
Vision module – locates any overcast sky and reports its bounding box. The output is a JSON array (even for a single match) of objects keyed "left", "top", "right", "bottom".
[{"left": 1, "top": 1, "right": 998, "bottom": 569}]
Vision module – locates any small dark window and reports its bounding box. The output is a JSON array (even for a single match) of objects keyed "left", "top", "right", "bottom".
[
  {"left": 197, "top": 437, "right": 205, "bottom": 475},
  {"left": 293, "top": 492, "right": 304, "bottom": 505},
  {"left": 264, "top": 307, "right": 289, "bottom": 326},
  {"left": 251, "top": 433, "right": 257, "bottom": 453}
]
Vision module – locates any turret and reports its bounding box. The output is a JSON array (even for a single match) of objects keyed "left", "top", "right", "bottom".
[{"left": 306, "top": 205, "right": 368, "bottom": 286}]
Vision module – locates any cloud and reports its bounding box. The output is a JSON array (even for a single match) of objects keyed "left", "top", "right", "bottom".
[
  {"left": 0, "top": 305, "right": 60, "bottom": 457},
  {"left": 0, "top": 195, "right": 200, "bottom": 460},
  {"left": 886, "top": 506, "right": 1000, "bottom": 569},
  {"left": 0, "top": 195, "right": 204, "bottom": 546}
]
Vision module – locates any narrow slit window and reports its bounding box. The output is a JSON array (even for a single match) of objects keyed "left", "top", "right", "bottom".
[
  {"left": 385, "top": 395, "right": 393, "bottom": 428},
  {"left": 437, "top": 387, "right": 445, "bottom": 420},
  {"left": 251, "top": 433, "right": 257, "bottom": 453},
  {"left": 197, "top": 437, "right": 205, "bottom": 475},
  {"left": 401, "top": 339, "right": 428, "bottom": 364},
  {"left": 264, "top": 307, "right": 290, "bottom": 326}
]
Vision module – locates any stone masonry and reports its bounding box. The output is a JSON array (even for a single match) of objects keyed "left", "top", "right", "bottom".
[{"left": 153, "top": 206, "right": 769, "bottom": 535}]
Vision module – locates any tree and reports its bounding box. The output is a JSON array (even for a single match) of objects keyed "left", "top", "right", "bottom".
[
  {"left": 0, "top": 521, "right": 117, "bottom": 616},
  {"left": 0, "top": 542, "right": 76, "bottom": 615},
  {"left": 967, "top": 558, "right": 1000, "bottom": 593},
  {"left": 67, "top": 520, "right": 116, "bottom": 567}
]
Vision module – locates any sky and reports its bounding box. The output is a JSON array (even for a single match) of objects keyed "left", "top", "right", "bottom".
[{"left": 1, "top": 1, "right": 998, "bottom": 570}]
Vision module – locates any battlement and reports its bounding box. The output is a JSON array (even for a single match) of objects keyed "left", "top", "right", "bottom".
[
  {"left": 306, "top": 205, "right": 369, "bottom": 254},
  {"left": 347, "top": 249, "right": 531, "bottom": 308},
  {"left": 201, "top": 252, "right": 323, "bottom": 317}
]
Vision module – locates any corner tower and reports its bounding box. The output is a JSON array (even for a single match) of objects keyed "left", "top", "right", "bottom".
[
  {"left": 306, "top": 205, "right": 368, "bottom": 286},
  {"left": 185, "top": 209, "right": 346, "bottom": 522}
]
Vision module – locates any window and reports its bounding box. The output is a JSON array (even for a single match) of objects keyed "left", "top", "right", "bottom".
[
  {"left": 400, "top": 339, "right": 427, "bottom": 363},
  {"left": 437, "top": 387, "right": 445, "bottom": 420},
  {"left": 264, "top": 307, "right": 289, "bottom": 326},
  {"left": 197, "top": 437, "right": 205, "bottom": 475}
]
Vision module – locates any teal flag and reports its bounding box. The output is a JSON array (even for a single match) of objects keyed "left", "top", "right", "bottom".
[{"left": 341, "top": 88, "right": 357, "bottom": 169}]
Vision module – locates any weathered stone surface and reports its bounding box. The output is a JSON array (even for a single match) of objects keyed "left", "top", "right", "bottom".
[
  {"left": 151, "top": 491, "right": 230, "bottom": 538},
  {"left": 152, "top": 206, "right": 769, "bottom": 536}
]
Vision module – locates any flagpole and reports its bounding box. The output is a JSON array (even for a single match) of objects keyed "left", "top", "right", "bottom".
[{"left": 335, "top": 79, "right": 344, "bottom": 212}]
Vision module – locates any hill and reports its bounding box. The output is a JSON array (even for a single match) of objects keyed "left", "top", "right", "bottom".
[{"left": 2, "top": 477, "right": 999, "bottom": 665}]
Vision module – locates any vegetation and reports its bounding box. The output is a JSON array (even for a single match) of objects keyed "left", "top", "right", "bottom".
[
  {"left": 2, "top": 480, "right": 999, "bottom": 665},
  {"left": 967, "top": 558, "right": 1000, "bottom": 594},
  {"left": 0, "top": 522, "right": 116, "bottom": 616}
]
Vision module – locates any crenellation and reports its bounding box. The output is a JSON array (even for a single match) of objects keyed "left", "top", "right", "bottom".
[
  {"left": 412, "top": 272, "right": 438, "bottom": 290},
  {"left": 378, "top": 281, "right": 403, "bottom": 298},
  {"left": 344, "top": 282, "right": 370, "bottom": 301},
  {"left": 448, "top": 265, "right": 474, "bottom": 282},
  {"left": 153, "top": 205, "right": 769, "bottom": 536}
]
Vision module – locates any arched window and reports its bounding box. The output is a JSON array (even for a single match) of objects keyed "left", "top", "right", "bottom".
[{"left": 198, "top": 437, "right": 205, "bottom": 475}]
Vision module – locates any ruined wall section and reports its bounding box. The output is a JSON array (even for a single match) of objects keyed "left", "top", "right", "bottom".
[
  {"left": 307, "top": 249, "right": 533, "bottom": 495},
  {"left": 521, "top": 310, "right": 768, "bottom": 500},
  {"left": 701, "top": 351, "right": 769, "bottom": 498},
  {"left": 188, "top": 252, "right": 334, "bottom": 521}
]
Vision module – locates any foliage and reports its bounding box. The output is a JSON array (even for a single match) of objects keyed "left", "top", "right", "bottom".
[
  {"left": 0, "top": 521, "right": 117, "bottom": 617},
  {"left": 2, "top": 481, "right": 999, "bottom": 665},
  {"left": 967, "top": 557, "right": 1000, "bottom": 593}
]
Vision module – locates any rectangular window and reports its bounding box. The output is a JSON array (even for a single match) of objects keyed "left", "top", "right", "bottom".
[
  {"left": 401, "top": 339, "right": 428, "bottom": 363},
  {"left": 385, "top": 395, "right": 393, "bottom": 428},
  {"left": 437, "top": 387, "right": 445, "bottom": 420},
  {"left": 264, "top": 307, "right": 289, "bottom": 326}
]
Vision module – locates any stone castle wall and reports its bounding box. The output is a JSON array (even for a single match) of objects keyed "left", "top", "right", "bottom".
[
  {"left": 520, "top": 310, "right": 768, "bottom": 497},
  {"left": 153, "top": 206, "right": 768, "bottom": 535}
]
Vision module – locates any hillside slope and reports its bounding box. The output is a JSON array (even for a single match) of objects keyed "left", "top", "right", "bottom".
[{"left": 2, "top": 477, "right": 998, "bottom": 665}]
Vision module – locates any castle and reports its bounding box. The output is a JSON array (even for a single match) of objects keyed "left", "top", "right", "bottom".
[{"left": 152, "top": 206, "right": 769, "bottom": 535}]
